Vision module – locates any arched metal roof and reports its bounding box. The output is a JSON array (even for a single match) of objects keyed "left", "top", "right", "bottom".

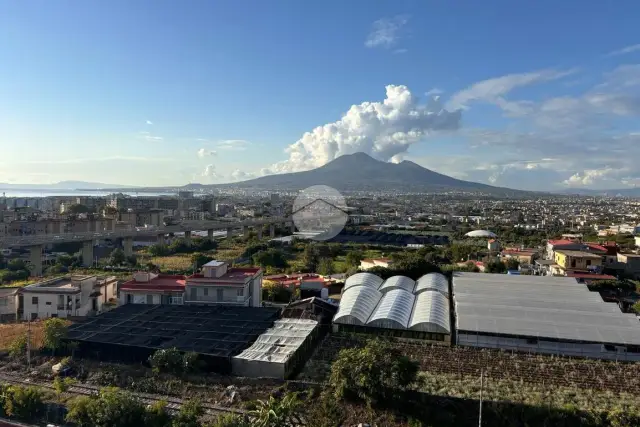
[
  {"left": 409, "top": 291, "right": 450, "bottom": 334},
  {"left": 333, "top": 285, "right": 382, "bottom": 325},
  {"left": 415, "top": 273, "right": 449, "bottom": 297},
  {"left": 379, "top": 275, "right": 416, "bottom": 293},
  {"left": 344, "top": 272, "right": 384, "bottom": 290},
  {"left": 367, "top": 289, "right": 416, "bottom": 329}
]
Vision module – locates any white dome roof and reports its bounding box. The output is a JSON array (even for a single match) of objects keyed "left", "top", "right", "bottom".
[{"left": 465, "top": 230, "right": 497, "bottom": 238}]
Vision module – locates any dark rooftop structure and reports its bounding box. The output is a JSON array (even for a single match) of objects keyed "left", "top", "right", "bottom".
[{"left": 66, "top": 304, "right": 280, "bottom": 372}]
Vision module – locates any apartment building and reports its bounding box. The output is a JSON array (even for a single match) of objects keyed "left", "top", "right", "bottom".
[
  {"left": 552, "top": 250, "right": 603, "bottom": 276},
  {"left": 185, "top": 261, "right": 263, "bottom": 307},
  {"left": 119, "top": 272, "right": 186, "bottom": 305},
  {"left": 0, "top": 287, "right": 20, "bottom": 322},
  {"left": 21, "top": 275, "right": 117, "bottom": 320}
]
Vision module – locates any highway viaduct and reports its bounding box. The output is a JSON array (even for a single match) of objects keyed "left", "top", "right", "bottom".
[{"left": 0, "top": 217, "right": 295, "bottom": 276}]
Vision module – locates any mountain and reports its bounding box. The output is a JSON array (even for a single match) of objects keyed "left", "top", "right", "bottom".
[
  {"left": 0, "top": 181, "right": 132, "bottom": 190},
  {"left": 214, "top": 153, "right": 532, "bottom": 195}
]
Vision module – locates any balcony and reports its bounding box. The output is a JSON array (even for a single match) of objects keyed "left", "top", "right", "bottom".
[{"left": 184, "top": 295, "right": 250, "bottom": 306}]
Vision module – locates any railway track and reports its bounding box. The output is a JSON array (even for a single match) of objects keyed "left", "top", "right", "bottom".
[{"left": 0, "top": 372, "right": 247, "bottom": 417}]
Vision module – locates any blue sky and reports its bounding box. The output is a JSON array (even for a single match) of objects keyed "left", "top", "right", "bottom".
[{"left": 1, "top": 0, "right": 640, "bottom": 190}]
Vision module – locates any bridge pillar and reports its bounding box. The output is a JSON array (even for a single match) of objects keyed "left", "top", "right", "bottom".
[
  {"left": 226, "top": 227, "right": 233, "bottom": 238},
  {"left": 157, "top": 234, "right": 165, "bottom": 246},
  {"left": 288, "top": 222, "right": 295, "bottom": 235},
  {"left": 29, "top": 245, "right": 43, "bottom": 277},
  {"left": 184, "top": 230, "right": 192, "bottom": 244},
  {"left": 270, "top": 224, "right": 276, "bottom": 238},
  {"left": 207, "top": 229, "right": 215, "bottom": 241},
  {"left": 242, "top": 226, "right": 248, "bottom": 237},
  {"left": 82, "top": 240, "right": 94, "bottom": 267},
  {"left": 256, "top": 227, "right": 263, "bottom": 240},
  {"left": 123, "top": 237, "right": 133, "bottom": 257}
]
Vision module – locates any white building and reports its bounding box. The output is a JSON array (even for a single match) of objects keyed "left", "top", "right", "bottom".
[
  {"left": 185, "top": 260, "right": 263, "bottom": 307},
  {"left": 359, "top": 258, "right": 393, "bottom": 270},
  {"left": 21, "top": 275, "right": 117, "bottom": 320},
  {"left": 119, "top": 272, "right": 186, "bottom": 305}
]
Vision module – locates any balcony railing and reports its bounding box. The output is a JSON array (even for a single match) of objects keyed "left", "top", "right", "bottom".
[{"left": 184, "top": 295, "right": 250, "bottom": 305}]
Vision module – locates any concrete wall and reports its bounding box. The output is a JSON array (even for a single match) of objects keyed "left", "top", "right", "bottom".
[
  {"left": 0, "top": 292, "right": 18, "bottom": 322},
  {"left": 22, "top": 277, "right": 98, "bottom": 320}
]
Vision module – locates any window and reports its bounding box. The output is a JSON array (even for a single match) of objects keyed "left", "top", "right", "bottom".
[
  {"left": 237, "top": 288, "right": 244, "bottom": 297},
  {"left": 146, "top": 294, "right": 153, "bottom": 304},
  {"left": 570, "top": 259, "right": 576, "bottom": 268},
  {"left": 586, "top": 260, "right": 591, "bottom": 266},
  {"left": 32, "top": 297, "right": 38, "bottom": 305},
  {"left": 526, "top": 338, "right": 539, "bottom": 345},
  {"left": 169, "top": 296, "right": 183, "bottom": 305},
  {"left": 604, "top": 344, "right": 616, "bottom": 352},
  {"left": 46, "top": 301, "right": 52, "bottom": 305},
  {"left": 51, "top": 314, "right": 58, "bottom": 318},
  {"left": 203, "top": 288, "right": 209, "bottom": 297},
  {"left": 217, "top": 289, "right": 224, "bottom": 301},
  {"left": 30, "top": 313, "right": 38, "bottom": 320},
  {"left": 0, "top": 297, "right": 7, "bottom": 307}
]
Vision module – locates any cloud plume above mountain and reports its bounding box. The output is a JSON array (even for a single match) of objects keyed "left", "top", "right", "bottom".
[{"left": 267, "top": 85, "right": 461, "bottom": 174}]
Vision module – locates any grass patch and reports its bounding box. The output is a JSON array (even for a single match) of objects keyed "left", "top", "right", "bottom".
[
  {"left": 0, "top": 320, "right": 69, "bottom": 351},
  {"left": 149, "top": 255, "right": 193, "bottom": 271}
]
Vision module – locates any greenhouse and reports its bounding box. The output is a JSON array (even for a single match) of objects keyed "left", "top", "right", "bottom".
[
  {"left": 232, "top": 318, "right": 319, "bottom": 379},
  {"left": 333, "top": 272, "right": 451, "bottom": 342}
]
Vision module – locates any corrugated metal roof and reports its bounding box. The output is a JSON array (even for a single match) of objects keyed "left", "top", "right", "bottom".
[
  {"left": 415, "top": 273, "right": 449, "bottom": 297},
  {"left": 453, "top": 272, "right": 640, "bottom": 345},
  {"left": 409, "top": 291, "right": 450, "bottom": 334},
  {"left": 333, "top": 285, "right": 382, "bottom": 325},
  {"left": 344, "top": 272, "right": 384, "bottom": 291},
  {"left": 368, "top": 289, "right": 415, "bottom": 329},
  {"left": 379, "top": 275, "right": 415, "bottom": 293}
]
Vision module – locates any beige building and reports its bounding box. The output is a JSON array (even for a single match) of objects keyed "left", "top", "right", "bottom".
[
  {"left": 360, "top": 258, "right": 393, "bottom": 270},
  {"left": 21, "top": 275, "right": 117, "bottom": 320},
  {"left": 0, "top": 287, "right": 20, "bottom": 322}
]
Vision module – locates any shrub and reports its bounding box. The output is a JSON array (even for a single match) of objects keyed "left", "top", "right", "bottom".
[
  {"left": 42, "top": 317, "right": 69, "bottom": 353},
  {"left": 329, "top": 339, "right": 419, "bottom": 406},
  {"left": 144, "top": 400, "right": 171, "bottom": 427},
  {"left": 66, "top": 388, "right": 147, "bottom": 427},
  {"left": 172, "top": 399, "right": 203, "bottom": 427},
  {"left": 182, "top": 351, "right": 200, "bottom": 374},
  {"left": 250, "top": 392, "right": 303, "bottom": 427},
  {"left": 149, "top": 347, "right": 183, "bottom": 374},
  {"left": 3, "top": 385, "right": 46, "bottom": 421},
  {"left": 8, "top": 335, "right": 27, "bottom": 359},
  {"left": 207, "top": 414, "right": 252, "bottom": 427}
]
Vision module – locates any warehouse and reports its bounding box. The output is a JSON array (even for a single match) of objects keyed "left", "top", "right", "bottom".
[
  {"left": 332, "top": 272, "right": 451, "bottom": 343},
  {"left": 232, "top": 318, "right": 319, "bottom": 379},
  {"left": 66, "top": 304, "right": 280, "bottom": 372},
  {"left": 453, "top": 272, "right": 640, "bottom": 361}
]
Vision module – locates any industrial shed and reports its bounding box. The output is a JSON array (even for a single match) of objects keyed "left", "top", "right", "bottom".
[
  {"left": 333, "top": 272, "right": 451, "bottom": 342},
  {"left": 66, "top": 304, "right": 280, "bottom": 372},
  {"left": 453, "top": 272, "right": 640, "bottom": 361},
  {"left": 232, "top": 318, "right": 319, "bottom": 379}
]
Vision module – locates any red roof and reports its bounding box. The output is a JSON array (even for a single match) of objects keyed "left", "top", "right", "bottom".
[
  {"left": 566, "top": 273, "right": 616, "bottom": 280},
  {"left": 585, "top": 243, "right": 607, "bottom": 253},
  {"left": 120, "top": 275, "right": 186, "bottom": 292}
]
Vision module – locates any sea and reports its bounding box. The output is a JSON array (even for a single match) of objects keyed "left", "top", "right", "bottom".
[{"left": 0, "top": 189, "right": 175, "bottom": 198}]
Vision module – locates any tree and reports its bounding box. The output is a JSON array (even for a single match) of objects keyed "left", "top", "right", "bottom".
[
  {"left": 262, "top": 280, "right": 293, "bottom": 303},
  {"left": 104, "top": 206, "right": 119, "bottom": 216},
  {"left": 302, "top": 245, "right": 320, "bottom": 272},
  {"left": 148, "top": 244, "right": 171, "bottom": 257},
  {"left": 329, "top": 339, "right": 419, "bottom": 406},
  {"left": 317, "top": 258, "right": 335, "bottom": 276},
  {"left": 250, "top": 392, "right": 303, "bottom": 427},
  {"left": 2, "top": 386, "right": 46, "bottom": 421},
  {"left": 109, "top": 248, "right": 126, "bottom": 266},
  {"left": 66, "top": 204, "right": 90, "bottom": 214},
  {"left": 53, "top": 376, "right": 76, "bottom": 403},
  {"left": 7, "top": 259, "right": 27, "bottom": 272},
  {"left": 345, "top": 250, "right": 363, "bottom": 267},
  {"left": 172, "top": 399, "right": 203, "bottom": 427},
  {"left": 632, "top": 301, "right": 640, "bottom": 314},
  {"left": 191, "top": 253, "right": 213, "bottom": 270},
  {"left": 126, "top": 255, "right": 138, "bottom": 267},
  {"left": 8, "top": 335, "right": 27, "bottom": 359},
  {"left": 252, "top": 249, "right": 288, "bottom": 269},
  {"left": 505, "top": 258, "right": 520, "bottom": 271},
  {"left": 66, "top": 388, "right": 147, "bottom": 427},
  {"left": 0, "top": 253, "right": 5, "bottom": 269},
  {"left": 42, "top": 317, "right": 69, "bottom": 353},
  {"left": 485, "top": 260, "right": 507, "bottom": 274},
  {"left": 149, "top": 347, "right": 183, "bottom": 374},
  {"left": 145, "top": 400, "right": 171, "bottom": 427}
]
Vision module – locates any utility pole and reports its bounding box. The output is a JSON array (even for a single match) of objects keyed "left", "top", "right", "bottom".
[
  {"left": 478, "top": 369, "right": 484, "bottom": 427},
  {"left": 26, "top": 320, "right": 31, "bottom": 369}
]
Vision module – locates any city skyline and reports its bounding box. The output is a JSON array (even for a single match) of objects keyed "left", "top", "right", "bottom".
[{"left": 1, "top": 1, "right": 640, "bottom": 190}]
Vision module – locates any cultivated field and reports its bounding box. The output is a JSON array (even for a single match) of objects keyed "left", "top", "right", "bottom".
[{"left": 0, "top": 322, "right": 47, "bottom": 350}]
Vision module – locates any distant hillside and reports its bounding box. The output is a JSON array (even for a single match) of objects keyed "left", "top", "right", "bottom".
[{"left": 212, "top": 152, "right": 531, "bottom": 195}]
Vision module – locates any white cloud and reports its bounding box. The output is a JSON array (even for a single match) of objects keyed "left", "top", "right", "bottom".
[
  {"left": 266, "top": 84, "right": 461, "bottom": 173},
  {"left": 197, "top": 148, "right": 216, "bottom": 158},
  {"left": 564, "top": 168, "right": 616, "bottom": 187},
  {"left": 215, "top": 139, "right": 250, "bottom": 151},
  {"left": 606, "top": 43, "right": 640, "bottom": 57},
  {"left": 446, "top": 68, "right": 576, "bottom": 110},
  {"left": 365, "top": 15, "right": 409, "bottom": 49},
  {"left": 202, "top": 164, "right": 219, "bottom": 179},
  {"left": 138, "top": 131, "right": 163, "bottom": 142},
  {"left": 230, "top": 169, "right": 256, "bottom": 181},
  {"left": 146, "top": 120, "right": 153, "bottom": 125},
  {"left": 425, "top": 88, "right": 443, "bottom": 96}
]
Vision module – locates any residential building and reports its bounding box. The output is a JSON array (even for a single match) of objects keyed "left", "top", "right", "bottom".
[
  {"left": 119, "top": 209, "right": 163, "bottom": 227},
  {"left": 552, "top": 250, "right": 602, "bottom": 275},
  {"left": 21, "top": 275, "right": 117, "bottom": 320},
  {"left": 0, "top": 287, "right": 20, "bottom": 322},
  {"left": 487, "top": 239, "right": 500, "bottom": 252},
  {"left": 185, "top": 260, "right": 263, "bottom": 307},
  {"left": 501, "top": 248, "right": 538, "bottom": 265},
  {"left": 119, "top": 272, "right": 186, "bottom": 305},
  {"left": 360, "top": 258, "right": 394, "bottom": 270},
  {"left": 635, "top": 236, "right": 640, "bottom": 248},
  {"left": 616, "top": 253, "right": 640, "bottom": 278},
  {"left": 545, "top": 239, "right": 584, "bottom": 260}
]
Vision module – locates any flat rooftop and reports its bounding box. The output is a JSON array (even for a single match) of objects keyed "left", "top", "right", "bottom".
[
  {"left": 188, "top": 267, "right": 261, "bottom": 284},
  {"left": 66, "top": 304, "right": 280, "bottom": 357},
  {"left": 555, "top": 250, "right": 602, "bottom": 259},
  {"left": 453, "top": 272, "right": 640, "bottom": 346},
  {"left": 21, "top": 275, "right": 95, "bottom": 293}
]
